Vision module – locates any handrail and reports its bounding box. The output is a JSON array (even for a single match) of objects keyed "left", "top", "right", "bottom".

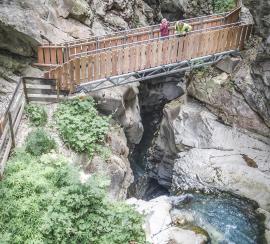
[
  {"left": 71, "top": 22, "right": 244, "bottom": 58},
  {"left": 45, "top": 23, "right": 252, "bottom": 93},
  {"left": 67, "top": 16, "right": 226, "bottom": 49},
  {"left": 36, "top": 7, "right": 242, "bottom": 68},
  {"left": 48, "top": 12, "right": 230, "bottom": 47}
]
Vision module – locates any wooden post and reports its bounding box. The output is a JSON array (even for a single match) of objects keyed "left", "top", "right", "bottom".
[
  {"left": 236, "top": 0, "right": 242, "bottom": 7},
  {"left": 65, "top": 44, "right": 69, "bottom": 62},
  {"left": 56, "top": 79, "right": 60, "bottom": 102},
  {"left": 96, "top": 37, "right": 99, "bottom": 50},
  {"left": 22, "top": 78, "right": 29, "bottom": 104},
  {"left": 151, "top": 26, "right": 154, "bottom": 39},
  {"left": 8, "top": 112, "right": 15, "bottom": 149}
]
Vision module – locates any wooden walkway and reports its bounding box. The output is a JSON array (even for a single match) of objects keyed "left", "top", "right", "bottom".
[
  {"left": 34, "top": 6, "right": 252, "bottom": 93},
  {"left": 37, "top": 7, "right": 252, "bottom": 92}
]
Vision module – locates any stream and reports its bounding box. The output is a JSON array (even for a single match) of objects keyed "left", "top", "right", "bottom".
[
  {"left": 127, "top": 83, "right": 266, "bottom": 243},
  {"left": 175, "top": 193, "right": 266, "bottom": 243}
]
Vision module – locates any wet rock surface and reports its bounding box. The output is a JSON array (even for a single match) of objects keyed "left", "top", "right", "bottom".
[
  {"left": 127, "top": 193, "right": 266, "bottom": 243},
  {"left": 148, "top": 98, "right": 270, "bottom": 210},
  {"left": 126, "top": 196, "right": 208, "bottom": 244}
]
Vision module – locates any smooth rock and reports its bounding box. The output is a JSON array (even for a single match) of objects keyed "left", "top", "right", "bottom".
[
  {"left": 188, "top": 68, "right": 270, "bottom": 137},
  {"left": 215, "top": 56, "right": 241, "bottom": 74},
  {"left": 126, "top": 196, "right": 208, "bottom": 244},
  {"left": 170, "top": 101, "right": 270, "bottom": 210},
  {"left": 91, "top": 83, "right": 144, "bottom": 144}
]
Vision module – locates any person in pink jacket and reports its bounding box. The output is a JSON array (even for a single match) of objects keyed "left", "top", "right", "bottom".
[{"left": 160, "top": 18, "right": 170, "bottom": 37}]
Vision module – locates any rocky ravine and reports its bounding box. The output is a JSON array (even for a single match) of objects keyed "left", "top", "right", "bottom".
[
  {"left": 147, "top": 59, "right": 270, "bottom": 209},
  {"left": 146, "top": 0, "right": 270, "bottom": 209}
]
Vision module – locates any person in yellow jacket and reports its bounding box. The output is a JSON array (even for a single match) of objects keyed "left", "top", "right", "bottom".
[{"left": 175, "top": 21, "right": 192, "bottom": 36}]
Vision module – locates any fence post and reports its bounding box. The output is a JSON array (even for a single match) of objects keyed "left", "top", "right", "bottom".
[
  {"left": 8, "top": 112, "right": 15, "bottom": 149},
  {"left": 151, "top": 26, "right": 154, "bottom": 39},
  {"left": 95, "top": 37, "right": 99, "bottom": 50},
  {"left": 65, "top": 44, "right": 69, "bottom": 62},
  {"left": 22, "top": 78, "right": 29, "bottom": 104},
  {"left": 57, "top": 79, "right": 60, "bottom": 102}
]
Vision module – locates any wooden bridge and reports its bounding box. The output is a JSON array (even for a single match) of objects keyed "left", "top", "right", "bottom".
[{"left": 35, "top": 6, "right": 252, "bottom": 93}]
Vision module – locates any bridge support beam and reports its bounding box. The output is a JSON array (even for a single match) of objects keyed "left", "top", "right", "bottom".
[{"left": 76, "top": 50, "right": 238, "bottom": 93}]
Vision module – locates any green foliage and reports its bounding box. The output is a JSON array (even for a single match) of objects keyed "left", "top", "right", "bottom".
[
  {"left": 25, "top": 128, "right": 56, "bottom": 156},
  {"left": 0, "top": 151, "right": 146, "bottom": 244},
  {"left": 213, "top": 0, "right": 235, "bottom": 12},
  {"left": 25, "top": 104, "right": 48, "bottom": 127},
  {"left": 55, "top": 97, "right": 110, "bottom": 158},
  {"left": 95, "top": 145, "right": 112, "bottom": 161}
]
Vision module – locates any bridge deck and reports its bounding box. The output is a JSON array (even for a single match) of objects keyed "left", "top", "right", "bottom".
[
  {"left": 37, "top": 8, "right": 241, "bottom": 68},
  {"left": 35, "top": 6, "right": 252, "bottom": 93}
]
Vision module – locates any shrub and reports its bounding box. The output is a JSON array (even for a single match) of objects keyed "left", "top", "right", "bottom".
[
  {"left": 213, "top": 0, "right": 235, "bottom": 12},
  {"left": 0, "top": 151, "right": 146, "bottom": 243},
  {"left": 25, "top": 104, "right": 48, "bottom": 126},
  {"left": 25, "top": 128, "right": 56, "bottom": 156},
  {"left": 55, "top": 97, "right": 110, "bottom": 158}
]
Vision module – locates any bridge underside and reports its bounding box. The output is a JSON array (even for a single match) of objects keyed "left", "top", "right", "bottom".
[{"left": 76, "top": 50, "right": 237, "bottom": 93}]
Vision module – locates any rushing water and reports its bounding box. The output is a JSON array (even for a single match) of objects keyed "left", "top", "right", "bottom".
[
  {"left": 174, "top": 193, "right": 266, "bottom": 244},
  {"left": 128, "top": 84, "right": 266, "bottom": 243}
]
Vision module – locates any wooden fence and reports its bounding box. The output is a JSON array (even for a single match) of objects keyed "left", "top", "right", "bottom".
[
  {"left": 36, "top": 8, "right": 241, "bottom": 68},
  {"left": 46, "top": 23, "right": 252, "bottom": 92},
  {"left": 0, "top": 77, "right": 67, "bottom": 177},
  {"left": 0, "top": 79, "right": 25, "bottom": 177}
]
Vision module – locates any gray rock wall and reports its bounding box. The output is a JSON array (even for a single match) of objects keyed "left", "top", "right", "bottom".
[{"left": 148, "top": 98, "right": 270, "bottom": 210}]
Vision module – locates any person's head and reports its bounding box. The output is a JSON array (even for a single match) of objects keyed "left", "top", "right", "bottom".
[
  {"left": 177, "top": 21, "right": 184, "bottom": 28},
  {"left": 161, "top": 18, "right": 168, "bottom": 24}
]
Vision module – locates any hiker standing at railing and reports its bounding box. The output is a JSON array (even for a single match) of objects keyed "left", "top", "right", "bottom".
[
  {"left": 175, "top": 21, "right": 192, "bottom": 36},
  {"left": 160, "top": 18, "right": 170, "bottom": 37}
]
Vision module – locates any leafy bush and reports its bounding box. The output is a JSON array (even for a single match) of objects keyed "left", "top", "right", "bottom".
[
  {"left": 25, "top": 104, "right": 48, "bottom": 126},
  {"left": 25, "top": 128, "right": 56, "bottom": 156},
  {"left": 213, "top": 0, "right": 235, "bottom": 12},
  {"left": 0, "top": 151, "right": 145, "bottom": 243},
  {"left": 55, "top": 97, "right": 110, "bottom": 158}
]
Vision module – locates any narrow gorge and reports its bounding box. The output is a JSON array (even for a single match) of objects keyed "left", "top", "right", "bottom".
[{"left": 0, "top": 0, "right": 269, "bottom": 243}]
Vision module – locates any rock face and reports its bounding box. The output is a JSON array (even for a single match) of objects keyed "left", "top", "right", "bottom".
[
  {"left": 91, "top": 83, "right": 144, "bottom": 144},
  {"left": 240, "top": 0, "right": 270, "bottom": 129},
  {"left": 188, "top": 66, "right": 270, "bottom": 137},
  {"left": 147, "top": 98, "right": 184, "bottom": 187},
  {"left": 233, "top": 59, "right": 270, "bottom": 129},
  {"left": 87, "top": 126, "right": 134, "bottom": 200},
  {"left": 139, "top": 74, "right": 185, "bottom": 112},
  {"left": 145, "top": 0, "right": 213, "bottom": 21},
  {"left": 0, "top": 0, "right": 153, "bottom": 54},
  {"left": 243, "top": 0, "right": 270, "bottom": 40},
  {"left": 126, "top": 196, "right": 208, "bottom": 244},
  {"left": 148, "top": 98, "right": 270, "bottom": 210}
]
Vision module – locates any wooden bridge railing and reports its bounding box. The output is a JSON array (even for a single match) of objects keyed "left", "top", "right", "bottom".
[
  {"left": 36, "top": 7, "right": 241, "bottom": 68},
  {"left": 46, "top": 22, "right": 252, "bottom": 92}
]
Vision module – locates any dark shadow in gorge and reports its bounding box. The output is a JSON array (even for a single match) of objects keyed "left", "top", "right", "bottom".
[
  {"left": 127, "top": 106, "right": 169, "bottom": 199},
  {"left": 127, "top": 76, "right": 185, "bottom": 199}
]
